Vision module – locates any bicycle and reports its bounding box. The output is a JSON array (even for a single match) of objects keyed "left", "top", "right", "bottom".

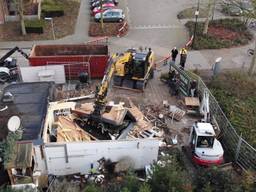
[
  {"left": 248, "top": 21, "right": 256, "bottom": 30},
  {"left": 247, "top": 48, "right": 254, "bottom": 56}
]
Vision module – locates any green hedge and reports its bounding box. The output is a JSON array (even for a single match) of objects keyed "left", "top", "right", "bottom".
[
  {"left": 42, "top": 0, "right": 64, "bottom": 17},
  {"left": 25, "top": 19, "right": 45, "bottom": 33},
  {"left": 25, "top": 19, "right": 45, "bottom": 28},
  {"left": 185, "top": 18, "right": 253, "bottom": 50}
]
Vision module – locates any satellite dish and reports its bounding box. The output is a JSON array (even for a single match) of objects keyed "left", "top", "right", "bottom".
[{"left": 7, "top": 116, "right": 21, "bottom": 132}]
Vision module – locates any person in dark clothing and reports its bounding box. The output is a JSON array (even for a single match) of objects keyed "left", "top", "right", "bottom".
[
  {"left": 171, "top": 47, "right": 178, "bottom": 62},
  {"left": 179, "top": 48, "right": 187, "bottom": 69},
  {"left": 189, "top": 80, "right": 198, "bottom": 97},
  {"left": 169, "top": 71, "right": 180, "bottom": 96}
]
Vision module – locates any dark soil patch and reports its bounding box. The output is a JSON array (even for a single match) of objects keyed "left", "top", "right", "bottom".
[
  {"left": 0, "top": 0, "right": 80, "bottom": 41},
  {"left": 185, "top": 19, "right": 253, "bottom": 50},
  {"left": 89, "top": 21, "right": 128, "bottom": 37},
  {"left": 208, "top": 26, "right": 239, "bottom": 40}
]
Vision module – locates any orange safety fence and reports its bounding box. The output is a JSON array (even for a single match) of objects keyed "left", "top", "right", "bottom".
[
  {"left": 117, "top": 21, "right": 128, "bottom": 37},
  {"left": 154, "top": 55, "right": 171, "bottom": 69},
  {"left": 85, "top": 36, "right": 109, "bottom": 45}
]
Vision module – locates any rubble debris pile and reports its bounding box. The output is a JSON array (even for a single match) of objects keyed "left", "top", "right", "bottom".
[{"left": 55, "top": 116, "right": 95, "bottom": 142}]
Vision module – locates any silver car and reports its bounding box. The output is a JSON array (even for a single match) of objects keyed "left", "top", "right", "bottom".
[{"left": 95, "top": 9, "right": 125, "bottom": 23}]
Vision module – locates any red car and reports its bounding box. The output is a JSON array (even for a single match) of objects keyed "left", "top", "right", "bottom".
[{"left": 91, "top": 3, "right": 115, "bottom": 16}]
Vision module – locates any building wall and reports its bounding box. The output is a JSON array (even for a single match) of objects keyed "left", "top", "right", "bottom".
[{"left": 43, "top": 139, "right": 159, "bottom": 175}]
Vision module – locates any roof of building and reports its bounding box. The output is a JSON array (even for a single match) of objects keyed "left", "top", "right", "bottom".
[
  {"left": 194, "top": 122, "right": 215, "bottom": 136},
  {"left": 0, "top": 82, "right": 53, "bottom": 142}
]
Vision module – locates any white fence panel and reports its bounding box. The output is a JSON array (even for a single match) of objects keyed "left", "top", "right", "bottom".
[{"left": 20, "top": 65, "right": 66, "bottom": 84}]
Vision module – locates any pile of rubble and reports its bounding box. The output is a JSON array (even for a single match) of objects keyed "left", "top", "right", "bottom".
[{"left": 49, "top": 96, "right": 189, "bottom": 144}]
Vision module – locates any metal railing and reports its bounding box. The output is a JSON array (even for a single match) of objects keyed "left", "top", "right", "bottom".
[{"left": 186, "top": 70, "right": 256, "bottom": 171}]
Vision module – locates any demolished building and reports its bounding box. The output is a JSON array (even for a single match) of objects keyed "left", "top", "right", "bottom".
[{"left": 0, "top": 82, "right": 159, "bottom": 188}]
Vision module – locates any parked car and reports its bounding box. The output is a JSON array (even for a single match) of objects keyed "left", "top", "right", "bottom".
[
  {"left": 92, "top": 5, "right": 116, "bottom": 16},
  {"left": 91, "top": 0, "right": 118, "bottom": 6},
  {"left": 91, "top": 0, "right": 117, "bottom": 10},
  {"left": 94, "top": 9, "right": 125, "bottom": 23},
  {"left": 240, "top": 1, "right": 254, "bottom": 13},
  {"left": 221, "top": 1, "right": 254, "bottom": 16},
  {"left": 222, "top": 3, "right": 243, "bottom": 16}
]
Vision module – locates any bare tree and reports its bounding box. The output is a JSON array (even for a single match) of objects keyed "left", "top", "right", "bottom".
[
  {"left": 16, "top": 0, "right": 26, "bottom": 35},
  {"left": 203, "top": 0, "right": 214, "bottom": 34},
  {"left": 100, "top": 0, "right": 104, "bottom": 29}
]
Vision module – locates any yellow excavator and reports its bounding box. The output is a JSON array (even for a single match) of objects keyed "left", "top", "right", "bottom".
[
  {"left": 113, "top": 48, "right": 155, "bottom": 91},
  {"left": 94, "top": 47, "right": 155, "bottom": 116},
  {"left": 74, "top": 48, "right": 154, "bottom": 137}
]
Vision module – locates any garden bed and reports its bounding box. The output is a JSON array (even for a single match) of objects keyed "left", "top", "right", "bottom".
[
  {"left": 0, "top": 0, "right": 80, "bottom": 41},
  {"left": 185, "top": 19, "right": 253, "bottom": 50},
  {"left": 89, "top": 21, "right": 128, "bottom": 37}
]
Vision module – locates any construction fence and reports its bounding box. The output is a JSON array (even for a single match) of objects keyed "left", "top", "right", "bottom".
[{"left": 187, "top": 70, "right": 256, "bottom": 172}]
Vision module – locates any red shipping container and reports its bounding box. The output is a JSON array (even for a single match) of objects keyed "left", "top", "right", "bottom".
[{"left": 29, "top": 44, "right": 109, "bottom": 79}]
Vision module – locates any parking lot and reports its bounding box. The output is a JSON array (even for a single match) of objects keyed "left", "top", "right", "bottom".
[{"left": 109, "top": 0, "right": 202, "bottom": 57}]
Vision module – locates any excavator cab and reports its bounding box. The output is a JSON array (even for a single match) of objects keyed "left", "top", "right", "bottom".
[{"left": 132, "top": 52, "right": 150, "bottom": 79}]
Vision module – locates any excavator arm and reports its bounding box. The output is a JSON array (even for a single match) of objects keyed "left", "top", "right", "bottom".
[
  {"left": 0, "top": 47, "right": 29, "bottom": 66},
  {"left": 93, "top": 54, "right": 118, "bottom": 116},
  {"left": 93, "top": 52, "right": 132, "bottom": 116}
]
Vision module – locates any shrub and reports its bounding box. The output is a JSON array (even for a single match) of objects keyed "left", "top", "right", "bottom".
[
  {"left": 84, "top": 184, "right": 102, "bottom": 192},
  {"left": 196, "top": 167, "right": 242, "bottom": 192},
  {"left": 25, "top": 19, "right": 44, "bottom": 34},
  {"left": 209, "top": 72, "right": 256, "bottom": 148},
  {"left": 148, "top": 155, "right": 193, "bottom": 192},
  {"left": 42, "top": 0, "right": 64, "bottom": 17}
]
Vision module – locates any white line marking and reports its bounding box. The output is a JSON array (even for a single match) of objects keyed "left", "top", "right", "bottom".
[{"left": 130, "top": 24, "right": 183, "bottom": 30}]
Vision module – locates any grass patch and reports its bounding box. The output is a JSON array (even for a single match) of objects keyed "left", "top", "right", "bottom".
[
  {"left": 209, "top": 72, "right": 256, "bottom": 148},
  {"left": 177, "top": 7, "right": 208, "bottom": 19},
  {"left": 185, "top": 18, "right": 253, "bottom": 50}
]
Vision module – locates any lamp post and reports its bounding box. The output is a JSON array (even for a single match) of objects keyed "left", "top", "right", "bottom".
[
  {"left": 211, "top": 0, "right": 216, "bottom": 21},
  {"left": 192, "top": 1, "right": 200, "bottom": 49},
  {"left": 44, "top": 17, "right": 55, "bottom": 40}
]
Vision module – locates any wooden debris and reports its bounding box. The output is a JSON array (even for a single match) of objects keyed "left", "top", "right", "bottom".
[
  {"left": 72, "top": 103, "right": 94, "bottom": 116},
  {"left": 184, "top": 97, "right": 200, "bottom": 107},
  {"left": 56, "top": 116, "right": 93, "bottom": 142},
  {"left": 102, "top": 105, "right": 127, "bottom": 126},
  {"left": 73, "top": 102, "right": 128, "bottom": 126},
  {"left": 169, "top": 105, "right": 186, "bottom": 121},
  {"left": 127, "top": 100, "right": 154, "bottom": 138}
]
